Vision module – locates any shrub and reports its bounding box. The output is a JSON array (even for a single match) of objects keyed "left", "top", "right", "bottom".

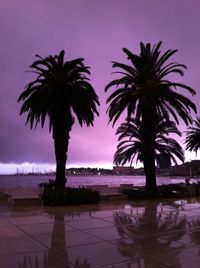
[
  {"left": 158, "top": 184, "right": 185, "bottom": 198},
  {"left": 64, "top": 187, "right": 101, "bottom": 205},
  {"left": 124, "top": 183, "right": 199, "bottom": 200},
  {"left": 125, "top": 189, "right": 160, "bottom": 200},
  {"left": 39, "top": 180, "right": 101, "bottom": 206}
]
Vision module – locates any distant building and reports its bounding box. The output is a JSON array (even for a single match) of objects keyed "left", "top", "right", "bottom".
[
  {"left": 156, "top": 154, "right": 171, "bottom": 169},
  {"left": 113, "top": 166, "right": 134, "bottom": 175},
  {"left": 169, "top": 160, "right": 200, "bottom": 176},
  {"left": 65, "top": 167, "right": 114, "bottom": 175}
]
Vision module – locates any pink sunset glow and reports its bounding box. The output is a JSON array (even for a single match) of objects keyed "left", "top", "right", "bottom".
[{"left": 0, "top": 0, "right": 199, "bottom": 173}]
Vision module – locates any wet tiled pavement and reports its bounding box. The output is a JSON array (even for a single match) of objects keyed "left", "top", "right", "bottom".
[{"left": 1, "top": 198, "right": 200, "bottom": 267}]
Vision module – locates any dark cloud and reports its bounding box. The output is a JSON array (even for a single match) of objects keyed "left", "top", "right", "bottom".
[{"left": 0, "top": 0, "right": 199, "bottom": 172}]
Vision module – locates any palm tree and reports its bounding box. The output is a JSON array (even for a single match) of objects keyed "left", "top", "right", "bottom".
[
  {"left": 185, "top": 117, "right": 200, "bottom": 154},
  {"left": 114, "top": 117, "right": 184, "bottom": 167},
  {"left": 18, "top": 51, "right": 99, "bottom": 194},
  {"left": 105, "top": 42, "right": 196, "bottom": 191}
]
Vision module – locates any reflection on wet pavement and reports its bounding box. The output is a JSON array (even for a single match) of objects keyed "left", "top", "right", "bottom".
[{"left": 1, "top": 198, "right": 200, "bottom": 267}]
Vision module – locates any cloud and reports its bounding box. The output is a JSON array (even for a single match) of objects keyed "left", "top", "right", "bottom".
[{"left": 0, "top": 0, "right": 199, "bottom": 172}]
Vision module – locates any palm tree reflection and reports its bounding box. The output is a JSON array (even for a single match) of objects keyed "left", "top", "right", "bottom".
[
  {"left": 189, "top": 218, "right": 200, "bottom": 248},
  {"left": 113, "top": 202, "right": 187, "bottom": 267},
  {"left": 18, "top": 208, "right": 94, "bottom": 268}
]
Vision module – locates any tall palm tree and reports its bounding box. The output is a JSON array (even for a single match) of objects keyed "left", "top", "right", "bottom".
[
  {"left": 18, "top": 51, "right": 99, "bottom": 194},
  {"left": 105, "top": 42, "right": 196, "bottom": 191},
  {"left": 114, "top": 117, "right": 184, "bottom": 167},
  {"left": 185, "top": 117, "right": 200, "bottom": 154}
]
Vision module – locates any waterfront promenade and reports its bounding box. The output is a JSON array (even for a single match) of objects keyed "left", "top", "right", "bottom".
[
  {"left": 1, "top": 196, "right": 200, "bottom": 267},
  {"left": 1, "top": 175, "right": 200, "bottom": 267}
]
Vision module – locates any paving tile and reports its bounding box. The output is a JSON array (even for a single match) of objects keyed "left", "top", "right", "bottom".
[
  {"left": 8, "top": 214, "right": 54, "bottom": 225},
  {"left": 66, "top": 218, "right": 113, "bottom": 230},
  {"left": 35, "top": 229, "right": 103, "bottom": 248},
  {"left": 105, "top": 259, "right": 169, "bottom": 268},
  {"left": 90, "top": 209, "right": 117, "bottom": 218},
  {"left": 19, "top": 222, "right": 74, "bottom": 235},
  {"left": 67, "top": 241, "right": 128, "bottom": 267},
  {"left": 64, "top": 214, "right": 94, "bottom": 222},
  {"left": 150, "top": 245, "right": 200, "bottom": 268},
  {"left": 0, "top": 225, "right": 28, "bottom": 239},
  {"left": 184, "top": 208, "right": 200, "bottom": 217},
  {"left": 85, "top": 225, "right": 129, "bottom": 241},
  {"left": 180, "top": 202, "right": 200, "bottom": 210},
  {"left": 0, "top": 217, "right": 12, "bottom": 226},
  {"left": 62, "top": 208, "right": 98, "bottom": 221},
  {"left": 0, "top": 239, "right": 20, "bottom": 255},
  {"left": 109, "top": 236, "right": 186, "bottom": 267},
  {"left": 0, "top": 250, "right": 73, "bottom": 268},
  {"left": 0, "top": 237, "right": 46, "bottom": 255},
  {"left": 96, "top": 216, "right": 117, "bottom": 224},
  {"left": 159, "top": 228, "right": 200, "bottom": 247},
  {"left": 172, "top": 209, "right": 200, "bottom": 218}
]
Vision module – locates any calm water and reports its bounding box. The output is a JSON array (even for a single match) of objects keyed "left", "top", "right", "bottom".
[{"left": 0, "top": 174, "right": 199, "bottom": 188}]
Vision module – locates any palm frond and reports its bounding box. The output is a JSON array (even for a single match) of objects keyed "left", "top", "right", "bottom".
[
  {"left": 185, "top": 118, "right": 200, "bottom": 153},
  {"left": 114, "top": 117, "right": 184, "bottom": 166},
  {"left": 18, "top": 50, "right": 99, "bottom": 132}
]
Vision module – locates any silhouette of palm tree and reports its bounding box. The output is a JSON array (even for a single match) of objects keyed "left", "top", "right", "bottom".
[
  {"left": 185, "top": 117, "right": 200, "bottom": 155},
  {"left": 105, "top": 42, "right": 196, "bottom": 191},
  {"left": 18, "top": 51, "right": 99, "bottom": 194},
  {"left": 114, "top": 117, "right": 184, "bottom": 167}
]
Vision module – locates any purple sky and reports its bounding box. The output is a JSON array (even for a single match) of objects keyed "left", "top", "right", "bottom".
[{"left": 0, "top": 0, "right": 199, "bottom": 173}]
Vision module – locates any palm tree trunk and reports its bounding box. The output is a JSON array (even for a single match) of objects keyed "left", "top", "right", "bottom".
[
  {"left": 142, "top": 106, "right": 157, "bottom": 191},
  {"left": 53, "top": 120, "right": 73, "bottom": 194},
  {"left": 53, "top": 133, "right": 67, "bottom": 194}
]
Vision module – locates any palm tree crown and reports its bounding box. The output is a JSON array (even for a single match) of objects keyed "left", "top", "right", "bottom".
[
  {"left": 105, "top": 42, "right": 196, "bottom": 125},
  {"left": 185, "top": 118, "right": 200, "bottom": 154},
  {"left": 114, "top": 118, "right": 184, "bottom": 166},
  {"left": 18, "top": 50, "right": 99, "bottom": 134}
]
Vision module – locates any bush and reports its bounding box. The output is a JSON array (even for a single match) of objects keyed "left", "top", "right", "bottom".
[
  {"left": 39, "top": 180, "right": 101, "bottom": 206},
  {"left": 64, "top": 187, "right": 101, "bottom": 205},
  {"left": 125, "top": 189, "right": 160, "bottom": 200},
  {"left": 124, "top": 183, "right": 199, "bottom": 200},
  {"left": 158, "top": 184, "right": 185, "bottom": 198}
]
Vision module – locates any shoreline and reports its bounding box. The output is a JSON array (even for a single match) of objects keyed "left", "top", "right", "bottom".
[
  {"left": 0, "top": 174, "right": 199, "bottom": 190},
  {"left": 1, "top": 173, "right": 200, "bottom": 178}
]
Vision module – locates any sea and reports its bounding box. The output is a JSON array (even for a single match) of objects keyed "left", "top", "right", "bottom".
[{"left": 0, "top": 174, "right": 199, "bottom": 188}]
